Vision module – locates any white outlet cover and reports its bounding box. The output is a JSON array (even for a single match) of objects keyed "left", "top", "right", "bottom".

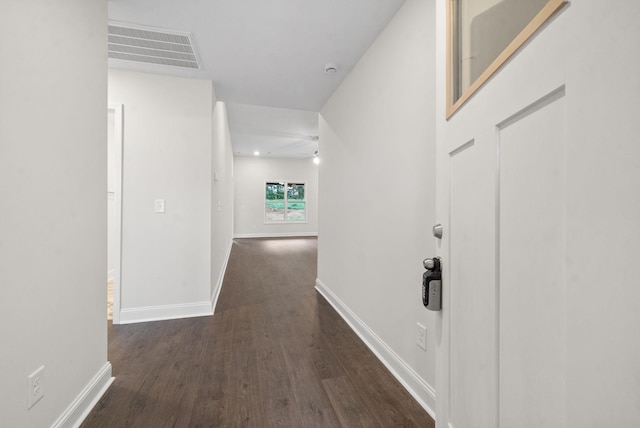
[
  {"left": 154, "top": 199, "right": 165, "bottom": 213},
  {"left": 27, "top": 366, "right": 44, "bottom": 409},
  {"left": 416, "top": 323, "right": 427, "bottom": 351}
]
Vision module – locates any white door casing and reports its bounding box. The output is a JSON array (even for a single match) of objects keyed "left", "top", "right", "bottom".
[{"left": 108, "top": 105, "right": 124, "bottom": 324}]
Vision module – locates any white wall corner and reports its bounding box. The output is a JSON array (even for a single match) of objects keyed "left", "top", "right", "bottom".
[
  {"left": 211, "top": 238, "right": 234, "bottom": 313},
  {"left": 119, "top": 301, "right": 213, "bottom": 324},
  {"left": 52, "top": 362, "right": 114, "bottom": 428},
  {"left": 315, "top": 279, "right": 436, "bottom": 419}
]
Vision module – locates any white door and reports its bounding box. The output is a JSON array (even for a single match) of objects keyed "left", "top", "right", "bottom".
[
  {"left": 435, "top": 1, "right": 640, "bottom": 427},
  {"left": 435, "top": 1, "right": 569, "bottom": 426},
  {"left": 439, "top": 90, "right": 568, "bottom": 428}
]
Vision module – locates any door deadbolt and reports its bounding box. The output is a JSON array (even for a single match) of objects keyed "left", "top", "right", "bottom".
[{"left": 422, "top": 257, "right": 442, "bottom": 311}]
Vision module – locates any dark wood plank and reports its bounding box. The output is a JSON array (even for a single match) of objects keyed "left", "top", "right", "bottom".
[
  {"left": 187, "top": 310, "right": 234, "bottom": 427},
  {"left": 82, "top": 237, "right": 434, "bottom": 428},
  {"left": 307, "top": 327, "right": 347, "bottom": 380},
  {"left": 349, "top": 361, "right": 432, "bottom": 428},
  {"left": 280, "top": 336, "right": 342, "bottom": 427},
  {"left": 322, "top": 375, "right": 382, "bottom": 428},
  {"left": 223, "top": 304, "right": 265, "bottom": 427}
]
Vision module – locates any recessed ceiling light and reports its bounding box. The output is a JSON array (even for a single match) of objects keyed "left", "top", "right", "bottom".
[{"left": 254, "top": 151, "right": 260, "bottom": 156}]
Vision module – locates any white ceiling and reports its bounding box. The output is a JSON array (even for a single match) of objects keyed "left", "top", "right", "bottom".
[
  {"left": 107, "top": 0, "right": 406, "bottom": 158},
  {"left": 227, "top": 103, "right": 319, "bottom": 158}
]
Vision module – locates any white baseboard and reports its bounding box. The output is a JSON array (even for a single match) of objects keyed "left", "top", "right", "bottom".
[
  {"left": 52, "top": 362, "right": 114, "bottom": 428},
  {"left": 234, "top": 232, "right": 318, "bottom": 239},
  {"left": 119, "top": 301, "right": 213, "bottom": 324},
  {"left": 315, "top": 279, "right": 436, "bottom": 419},
  {"left": 211, "top": 238, "right": 233, "bottom": 314}
]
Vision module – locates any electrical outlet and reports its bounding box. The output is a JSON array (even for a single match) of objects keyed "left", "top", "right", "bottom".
[
  {"left": 154, "top": 199, "right": 165, "bottom": 213},
  {"left": 27, "top": 366, "right": 44, "bottom": 410},
  {"left": 416, "top": 323, "right": 427, "bottom": 351}
]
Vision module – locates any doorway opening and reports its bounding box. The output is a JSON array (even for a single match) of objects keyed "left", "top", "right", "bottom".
[{"left": 108, "top": 105, "right": 123, "bottom": 324}]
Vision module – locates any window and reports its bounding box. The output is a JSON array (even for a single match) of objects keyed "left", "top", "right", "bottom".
[
  {"left": 447, "top": 0, "right": 567, "bottom": 118},
  {"left": 265, "top": 182, "right": 306, "bottom": 223}
]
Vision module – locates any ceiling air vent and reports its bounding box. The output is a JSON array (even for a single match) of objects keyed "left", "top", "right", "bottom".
[{"left": 108, "top": 22, "right": 200, "bottom": 69}]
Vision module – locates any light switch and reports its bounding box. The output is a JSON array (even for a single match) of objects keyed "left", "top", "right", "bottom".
[{"left": 154, "top": 199, "right": 165, "bottom": 213}]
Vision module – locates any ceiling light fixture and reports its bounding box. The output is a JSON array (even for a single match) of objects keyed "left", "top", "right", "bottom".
[
  {"left": 254, "top": 151, "right": 260, "bottom": 156},
  {"left": 324, "top": 63, "right": 337, "bottom": 74}
]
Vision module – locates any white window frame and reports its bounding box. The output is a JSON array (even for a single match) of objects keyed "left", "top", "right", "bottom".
[{"left": 264, "top": 180, "right": 307, "bottom": 224}]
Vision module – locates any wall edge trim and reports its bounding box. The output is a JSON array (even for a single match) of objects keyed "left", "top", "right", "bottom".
[
  {"left": 315, "top": 278, "right": 436, "bottom": 419},
  {"left": 119, "top": 301, "right": 213, "bottom": 324},
  {"left": 52, "top": 362, "right": 114, "bottom": 428},
  {"left": 211, "top": 238, "right": 234, "bottom": 314}
]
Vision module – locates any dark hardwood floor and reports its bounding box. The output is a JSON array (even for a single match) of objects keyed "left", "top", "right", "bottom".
[{"left": 82, "top": 237, "right": 435, "bottom": 427}]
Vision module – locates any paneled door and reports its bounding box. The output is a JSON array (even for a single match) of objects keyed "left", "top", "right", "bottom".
[
  {"left": 441, "top": 90, "right": 567, "bottom": 428},
  {"left": 435, "top": 1, "right": 640, "bottom": 426},
  {"left": 434, "top": 2, "right": 569, "bottom": 427}
]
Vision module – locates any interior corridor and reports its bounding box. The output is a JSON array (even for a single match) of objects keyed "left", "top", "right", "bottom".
[{"left": 82, "top": 237, "right": 434, "bottom": 427}]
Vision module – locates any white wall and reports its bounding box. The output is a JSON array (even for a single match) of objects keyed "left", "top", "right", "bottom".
[
  {"left": 0, "top": 1, "right": 112, "bottom": 427},
  {"left": 234, "top": 157, "right": 319, "bottom": 238},
  {"left": 108, "top": 70, "right": 214, "bottom": 323},
  {"left": 317, "top": 0, "right": 436, "bottom": 415},
  {"left": 211, "top": 101, "right": 235, "bottom": 305}
]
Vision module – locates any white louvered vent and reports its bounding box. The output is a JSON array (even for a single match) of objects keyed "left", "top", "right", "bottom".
[{"left": 108, "top": 23, "right": 200, "bottom": 69}]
